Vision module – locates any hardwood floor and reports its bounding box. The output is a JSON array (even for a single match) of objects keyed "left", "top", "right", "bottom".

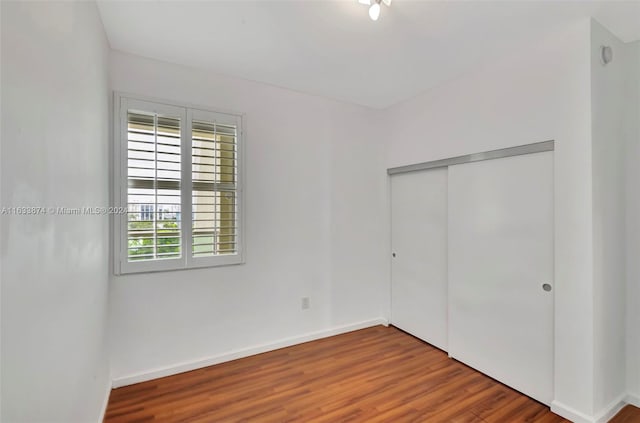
[
  {"left": 105, "top": 326, "right": 639, "bottom": 422},
  {"left": 612, "top": 406, "right": 640, "bottom": 423}
]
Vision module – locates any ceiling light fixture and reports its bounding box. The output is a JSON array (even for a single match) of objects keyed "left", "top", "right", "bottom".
[
  {"left": 361, "top": 0, "right": 391, "bottom": 21},
  {"left": 369, "top": 2, "right": 381, "bottom": 20}
]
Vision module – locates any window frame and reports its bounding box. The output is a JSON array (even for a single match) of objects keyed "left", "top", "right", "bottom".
[{"left": 113, "top": 92, "right": 245, "bottom": 275}]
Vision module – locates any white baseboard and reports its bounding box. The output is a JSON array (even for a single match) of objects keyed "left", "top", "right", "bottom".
[
  {"left": 552, "top": 394, "right": 627, "bottom": 423},
  {"left": 625, "top": 392, "right": 640, "bottom": 408},
  {"left": 593, "top": 395, "right": 627, "bottom": 423},
  {"left": 112, "top": 318, "right": 388, "bottom": 388},
  {"left": 98, "top": 379, "right": 112, "bottom": 422},
  {"left": 552, "top": 401, "right": 597, "bottom": 423}
]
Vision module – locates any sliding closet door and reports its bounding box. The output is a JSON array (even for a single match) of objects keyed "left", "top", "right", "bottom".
[
  {"left": 448, "top": 151, "right": 554, "bottom": 405},
  {"left": 391, "top": 168, "right": 448, "bottom": 350}
]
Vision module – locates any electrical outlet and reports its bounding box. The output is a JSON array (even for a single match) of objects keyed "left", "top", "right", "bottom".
[{"left": 301, "top": 297, "right": 310, "bottom": 310}]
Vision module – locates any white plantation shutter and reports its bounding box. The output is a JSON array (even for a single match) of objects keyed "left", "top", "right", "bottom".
[
  {"left": 127, "top": 111, "right": 182, "bottom": 262},
  {"left": 191, "top": 114, "right": 239, "bottom": 259},
  {"left": 115, "top": 95, "right": 243, "bottom": 274},
  {"left": 188, "top": 108, "right": 242, "bottom": 268}
]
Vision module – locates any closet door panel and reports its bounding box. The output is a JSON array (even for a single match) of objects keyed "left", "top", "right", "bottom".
[
  {"left": 448, "top": 151, "right": 554, "bottom": 405},
  {"left": 391, "top": 168, "right": 448, "bottom": 350}
]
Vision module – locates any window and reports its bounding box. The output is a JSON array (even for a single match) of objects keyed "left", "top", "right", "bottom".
[{"left": 113, "top": 94, "right": 243, "bottom": 274}]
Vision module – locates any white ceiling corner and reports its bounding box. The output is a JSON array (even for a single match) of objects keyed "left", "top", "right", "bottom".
[{"left": 96, "top": 0, "right": 640, "bottom": 109}]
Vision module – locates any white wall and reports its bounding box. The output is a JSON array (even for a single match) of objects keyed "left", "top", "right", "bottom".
[
  {"left": 625, "top": 40, "right": 640, "bottom": 404},
  {"left": 384, "top": 21, "right": 598, "bottom": 420},
  {"left": 590, "top": 20, "right": 629, "bottom": 416},
  {"left": 0, "top": 2, "right": 111, "bottom": 422},
  {"left": 108, "top": 51, "right": 387, "bottom": 383}
]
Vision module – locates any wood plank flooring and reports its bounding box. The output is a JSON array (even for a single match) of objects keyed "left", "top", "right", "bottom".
[
  {"left": 612, "top": 406, "right": 640, "bottom": 423},
  {"left": 105, "top": 325, "right": 640, "bottom": 422}
]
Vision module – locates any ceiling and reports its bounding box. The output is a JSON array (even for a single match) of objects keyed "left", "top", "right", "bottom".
[{"left": 97, "top": 0, "right": 640, "bottom": 109}]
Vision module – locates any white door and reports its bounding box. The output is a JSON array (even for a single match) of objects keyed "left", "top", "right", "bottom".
[
  {"left": 448, "top": 151, "right": 554, "bottom": 405},
  {"left": 391, "top": 168, "right": 448, "bottom": 351}
]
